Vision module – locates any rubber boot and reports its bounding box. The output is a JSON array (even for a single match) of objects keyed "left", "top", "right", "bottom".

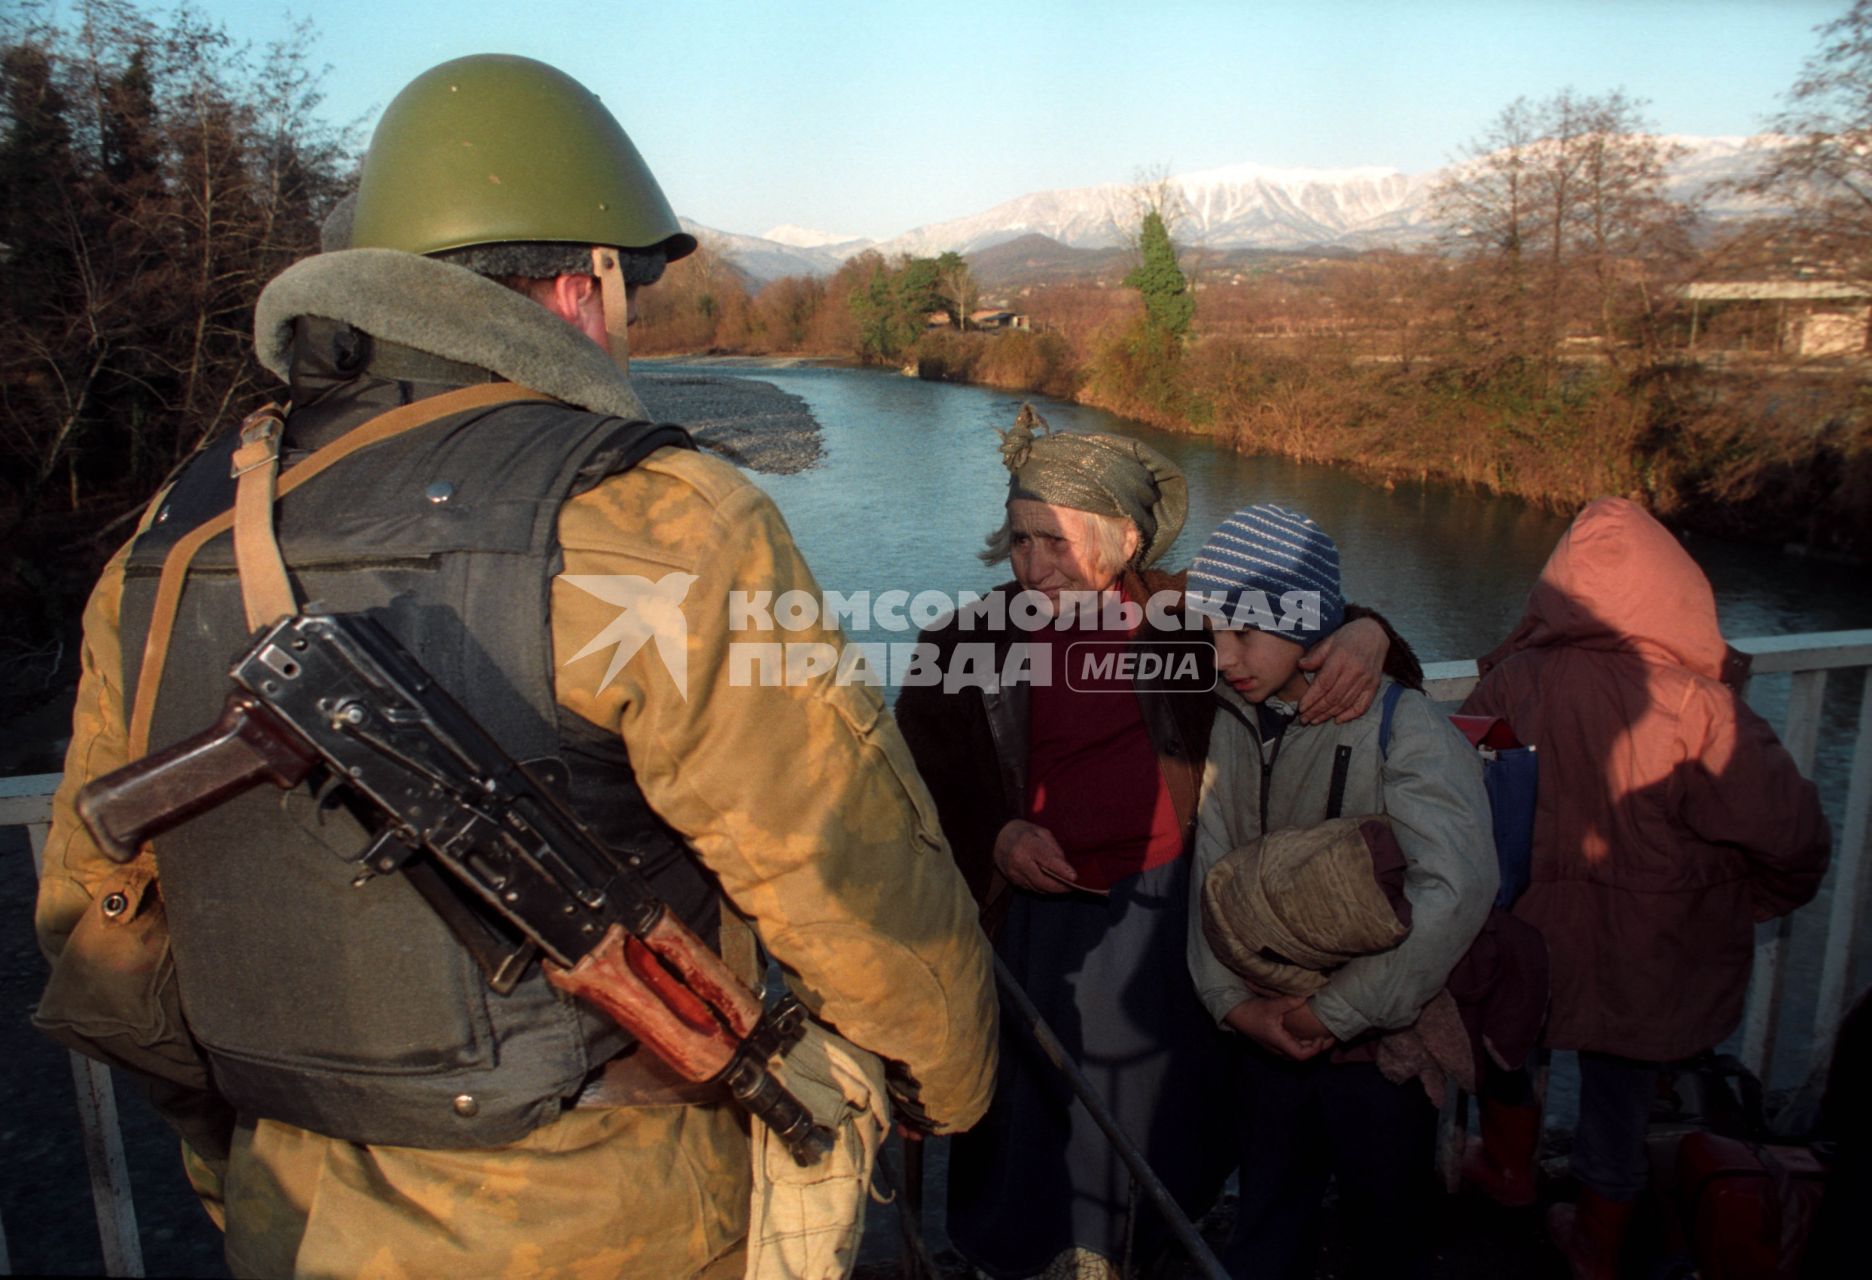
[
  {"left": 1462, "top": 1099, "right": 1541, "bottom": 1207},
  {"left": 1547, "top": 1189, "right": 1636, "bottom": 1280}
]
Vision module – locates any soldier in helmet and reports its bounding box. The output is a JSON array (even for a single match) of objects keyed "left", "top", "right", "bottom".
[{"left": 35, "top": 54, "right": 996, "bottom": 1276}]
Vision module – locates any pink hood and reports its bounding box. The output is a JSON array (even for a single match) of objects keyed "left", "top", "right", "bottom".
[{"left": 1480, "top": 498, "right": 1726, "bottom": 682}]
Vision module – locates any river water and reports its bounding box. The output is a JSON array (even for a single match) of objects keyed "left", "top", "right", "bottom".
[
  {"left": 649, "top": 362, "right": 1867, "bottom": 665},
  {"left": 651, "top": 361, "right": 1871, "bottom": 1098}
]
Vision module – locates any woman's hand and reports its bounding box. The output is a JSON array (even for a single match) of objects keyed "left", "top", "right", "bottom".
[
  {"left": 1297, "top": 616, "right": 1388, "bottom": 724},
  {"left": 1224, "top": 994, "right": 1333, "bottom": 1061},
  {"left": 993, "top": 819, "right": 1079, "bottom": 894}
]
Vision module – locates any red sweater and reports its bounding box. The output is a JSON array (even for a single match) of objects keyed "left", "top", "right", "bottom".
[{"left": 1025, "top": 611, "right": 1184, "bottom": 891}]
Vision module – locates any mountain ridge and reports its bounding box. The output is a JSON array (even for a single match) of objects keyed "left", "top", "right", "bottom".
[{"left": 688, "top": 134, "right": 1782, "bottom": 283}]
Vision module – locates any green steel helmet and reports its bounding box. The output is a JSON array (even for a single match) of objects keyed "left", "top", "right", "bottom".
[{"left": 348, "top": 54, "right": 696, "bottom": 263}]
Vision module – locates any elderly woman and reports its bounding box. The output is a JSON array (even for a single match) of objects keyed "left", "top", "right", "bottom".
[{"left": 896, "top": 409, "right": 1391, "bottom": 1279}]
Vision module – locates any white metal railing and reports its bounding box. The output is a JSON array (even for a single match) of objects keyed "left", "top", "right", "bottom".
[
  {"left": 4, "top": 629, "right": 1870, "bottom": 1271},
  {"left": 0, "top": 771, "right": 143, "bottom": 1278}
]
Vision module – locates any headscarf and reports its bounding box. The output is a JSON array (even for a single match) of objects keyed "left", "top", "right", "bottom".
[{"left": 999, "top": 404, "right": 1187, "bottom": 567}]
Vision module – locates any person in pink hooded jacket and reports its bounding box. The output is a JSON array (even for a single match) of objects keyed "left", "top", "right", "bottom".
[{"left": 1460, "top": 498, "right": 1829, "bottom": 1279}]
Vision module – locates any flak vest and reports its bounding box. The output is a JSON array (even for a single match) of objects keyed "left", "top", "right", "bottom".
[{"left": 118, "top": 390, "right": 717, "bottom": 1148}]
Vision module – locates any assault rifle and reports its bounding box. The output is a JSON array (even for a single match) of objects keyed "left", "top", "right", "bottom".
[{"left": 78, "top": 611, "right": 835, "bottom": 1165}]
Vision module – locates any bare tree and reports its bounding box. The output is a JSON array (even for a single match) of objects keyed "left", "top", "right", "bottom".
[
  {"left": 1433, "top": 88, "right": 1693, "bottom": 371},
  {"left": 1571, "top": 92, "right": 1694, "bottom": 366},
  {"left": 1743, "top": 0, "right": 1872, "bottom": 273},
  {"left": 0, "top": 3, "right": 354, "bottom": 549},
  {"left": 632, "top": 236, "right": 754, "bottom": 353},
  {"left": 1528, "top": 89, "right": 1596, "bottom": 354},
  {"left": 935, "top": 252, "right": 979, "bottom": 331},
  {"left": 1329, "top": 250, "right": 1451, "bottom": 372},
  {"left": 1432, "top": 96, "right": 1541, "bottom": 355}
]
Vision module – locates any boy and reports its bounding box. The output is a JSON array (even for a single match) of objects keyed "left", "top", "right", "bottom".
[{"left": 1184, "top": 504, "right": 1497, "bottom": 1280}]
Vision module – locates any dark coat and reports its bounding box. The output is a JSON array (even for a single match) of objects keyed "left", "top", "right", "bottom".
[
  {"left": 894, "top": 567, "right": 1214, "bottom": 907},
  {"left": 1462, "top": 499, "right": 1829, "bottom": 1060}
]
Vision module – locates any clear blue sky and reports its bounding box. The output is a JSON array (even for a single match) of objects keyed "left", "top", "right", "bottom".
[{"left": 103, "top": 0, "right": 1844, "bottom": 241}]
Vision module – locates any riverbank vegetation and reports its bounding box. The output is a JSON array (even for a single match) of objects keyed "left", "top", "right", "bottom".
[
  {"left": 640, "top": 238, "right": 1871, "bottom": 559},
  {"left": 636, "top": 174, "right": 1869, "bottom": 562}
]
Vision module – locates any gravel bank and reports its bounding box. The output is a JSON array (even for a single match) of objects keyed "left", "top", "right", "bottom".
[{"left": 633, "top": 370, "right": 824, "bottom": 475}]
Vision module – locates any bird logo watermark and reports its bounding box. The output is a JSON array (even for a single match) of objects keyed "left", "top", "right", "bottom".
[{"left": 560, "top": 572, "right": 700, "bottom": 697}]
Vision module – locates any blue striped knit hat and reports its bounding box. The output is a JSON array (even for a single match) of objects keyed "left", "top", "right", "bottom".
[{"left": 1186, "top": 504, "right": 1344, "bottom": 647}]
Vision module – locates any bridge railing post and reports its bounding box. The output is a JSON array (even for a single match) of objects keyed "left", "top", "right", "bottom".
[
  {"left": 1, "top": 775, "right": 145, "bottom": 1279},
  {"left": 1804, "top": 675, "right": 1872, "bottom": 1085},
  {"left": 1741, "top": 667, "right": 1828, "bottom": 1086}
]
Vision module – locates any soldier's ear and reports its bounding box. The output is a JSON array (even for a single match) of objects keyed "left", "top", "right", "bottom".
[
  {"left": 542, "top": 273, "right": 607, "bottom": 350},
  {"left": 540, "top": 272, "right": 593, "bottom": 320}
]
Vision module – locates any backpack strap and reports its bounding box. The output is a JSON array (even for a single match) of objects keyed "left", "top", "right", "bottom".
[
  {"left": 1325, "top": 745, "right": 1353, "bottom": 820},
  {"left": 1376, "top": 681, "right": 1407, "bottom": 758},
  {"left": 128, "top": 381, "right": 556, "bottom": 759},
  {"left": 229, "top": 404, "right": 296, "bottom": 632}
]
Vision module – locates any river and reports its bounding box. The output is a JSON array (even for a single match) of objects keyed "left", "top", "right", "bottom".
[{"left": 644, "top": 363, "right": 1868, "bottom": 664}]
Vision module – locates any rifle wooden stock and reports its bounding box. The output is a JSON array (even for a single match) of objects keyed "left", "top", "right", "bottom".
[
  {"left": 78, "top": 693, "right": 319, "bottom": 864},
  {"left": 547, "top": 924, "right": 737, "bottom": 1082},
  {"left": 543, "top": 911, "right": 768, "bottom": 1081},
  {"left": 546, "top": 920, "right": 831, "bottom": 1160}
]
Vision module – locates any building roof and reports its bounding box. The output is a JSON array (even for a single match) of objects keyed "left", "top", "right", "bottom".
[{"left": 1682, "top": 281, "right": 1872, "bottom": 302}]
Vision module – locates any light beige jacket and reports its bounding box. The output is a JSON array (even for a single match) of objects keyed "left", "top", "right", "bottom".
[{"left": 1187, "top": 678, "right": 1496, "bottom": 1042}]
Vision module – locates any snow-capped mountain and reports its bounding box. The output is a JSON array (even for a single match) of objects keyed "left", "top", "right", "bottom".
[
  {"left": 693, "top": 136, "right": 1781, "bottom": 282},
  {"left": 677, "top": 219, "right": 873, "bottom": 283},
  {"left": 872, "top": 162, "right": 1443, "bottom": 259},
  {"left": 872, "top": 138, "right": 1776, "bottom": 258},
  {"left": 760, "top": 224, "right": 872, "bottom": 251},
  {"left": 1656, "top": 134, "right": 1782, "bottom": 219}
]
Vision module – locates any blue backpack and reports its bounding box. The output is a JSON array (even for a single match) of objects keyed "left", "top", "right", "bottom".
[{"left": 1378, "top": 682, "right": 1538, "bottom": 910}]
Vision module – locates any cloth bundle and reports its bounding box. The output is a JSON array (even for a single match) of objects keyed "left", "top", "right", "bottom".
[
  {"left": 743, "top": 1019, "right": 892, "bottom": 1280},
  {"left": 1201, "top": 816, "right": 1410, "bottom": 996},
  {"left": 1201, "top": 815, "right": 1481, "bottom": 1103}
]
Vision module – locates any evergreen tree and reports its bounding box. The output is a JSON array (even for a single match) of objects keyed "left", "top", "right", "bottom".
[
  {"left": 0, "top": 41, "right": 78, "bottom": 307},
  {"left": 894, "top": 254, "right": 943, "bottom": 320},
  {"left": 100, "top": 44, "right": 158, "bottom": 187},
  {"left": 847, "top": 254, "right": 908, "bottom": 361},
  {"left": 842, "top": 252, "right": 951, "bottom": 362},
  {"left": 1124, "top": 210, "right": 1194, "bottom": 342}
]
